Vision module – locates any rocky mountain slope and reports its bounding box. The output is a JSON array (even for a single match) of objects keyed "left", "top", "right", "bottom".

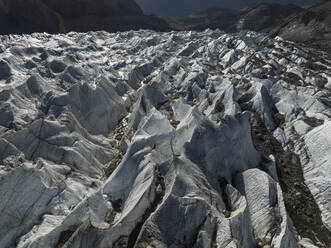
[
  {"left": 136, "top": 0, "right": 318, "bottom": 17},
  {"left": 0, "top": 30, "right": 330, "bottom": 247},
  {"left": 271, "top": 0, "right": 331, "bottom": 53},
  {"left": 0, "top": 0, "right": 169, "bottom": 34},
  {"left": 167, "top": 3, "right": 303, "bottom": 33}
]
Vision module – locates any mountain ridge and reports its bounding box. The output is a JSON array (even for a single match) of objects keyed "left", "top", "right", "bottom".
[
  {"left": 136, "top": 0, "right": 319, "bottom": 17},
  {"left": 0, "top": 0, "right": 169, "bottom": 34},
  {"left": 167, "top": 3, "right": 303, "bottom": 33},
  {"left": 270, "top": 0, "right": 331, "bottom": 53}
]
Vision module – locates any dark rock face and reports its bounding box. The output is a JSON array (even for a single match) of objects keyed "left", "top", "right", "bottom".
[
  {"left": 0, "top": 0, "right": 169, "bottom": 34},
  {"left": 0, "top": 0, "right": 64, "bottom": 34},
  {"left": 168, "top": 3, "right": 303, "bottom": 33},
  {"left": 42, "top": 0, "right": 143, "bottom": 18},
  {"left": 270, "top": 0, "right": 331, "bottom": 53},
  {"left": 237, "top": 3, "right": 303, "bottom": 32},
  {"left": 136, "top": 0, "right": 318, "bottom": 17}
]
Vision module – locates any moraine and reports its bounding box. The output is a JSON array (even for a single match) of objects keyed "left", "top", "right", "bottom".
[{"left": 0, "top": 29, "right": 330, "bottom": 247}]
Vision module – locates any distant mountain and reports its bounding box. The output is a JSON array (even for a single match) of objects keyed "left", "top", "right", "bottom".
[
  {"left": 0, "top": 0, "right": 169, "bottom": 34},
  {"left": 166, "top": 1, "right": 331, "bottom": 53},
  {"left": 271, "top": 0, "right": 331, "bottom": 53},
  {"left": 236, "top": 3, "right": 304, "bottom": 32},
  {"left": 167, "top": 3, "right": 303, "bottom": 33},
  {"left": 136, "top": 0, "right": 318, "bottom": 17}
]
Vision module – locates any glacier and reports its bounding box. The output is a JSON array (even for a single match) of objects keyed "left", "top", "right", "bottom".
[{"left": 0, "top": 29, "right": 330, "bottom": 247}]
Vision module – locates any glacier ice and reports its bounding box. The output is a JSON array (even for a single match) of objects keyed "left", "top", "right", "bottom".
[{"left": 0, "top": 29, "right": 330, "bottom": 247}]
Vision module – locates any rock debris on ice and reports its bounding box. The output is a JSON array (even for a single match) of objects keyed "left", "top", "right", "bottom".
[{"left": 0, "top": 29, "right": 330, "bottom": 247}]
